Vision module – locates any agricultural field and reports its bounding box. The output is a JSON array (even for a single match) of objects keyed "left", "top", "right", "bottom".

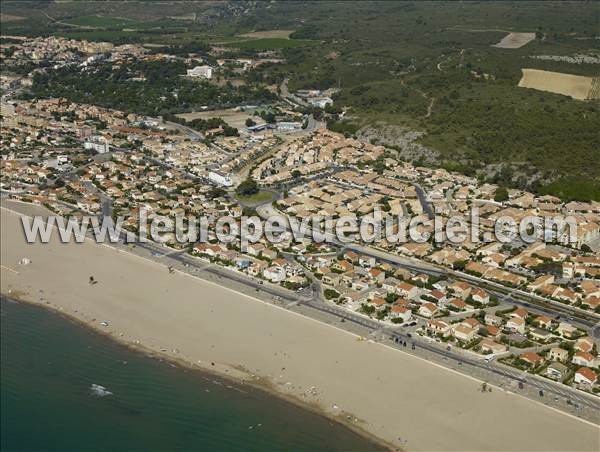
[
  {"left": 238, "top": 30, "right": 295, "bottom": 39},
  {"left": 492, "top": 32, "right": 536, "bottom": 49},
  {"left": 225, "top": 38, "right": 316, "bottom": 50},
  {"left": 62, "top": 15, "right": 134, "bottom": 28},
  {"left": 55, "top": 30, "right": 140, "bottom": 42},
  {"left": 518, "top": 69, "right": 597, "bottom": 100},
  {"left": 0, "top": 14, "right": 25, "bottom": 22}
]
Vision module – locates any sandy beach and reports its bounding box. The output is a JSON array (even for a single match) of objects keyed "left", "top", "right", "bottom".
[{"left": 1, "top": 207, "right": 598, "bottom": 451}]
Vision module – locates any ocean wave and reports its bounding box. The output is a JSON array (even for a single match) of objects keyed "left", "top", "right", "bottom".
[{"left": 90, "top": 384, "right": 113, "bottom": 397}]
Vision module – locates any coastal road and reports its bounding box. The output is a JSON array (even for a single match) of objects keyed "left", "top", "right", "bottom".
[
  {"left": 253, "top": 202, "right": 598, "bottom": 331},
  {"left": 343, "top": 243, "right": 599, "bottom": 330},
  {"left": 4, "top": 201, "right": 598, "bottom": 423},
  {"left": 289, "top": 295, "right": 599, "bottom": 420}
]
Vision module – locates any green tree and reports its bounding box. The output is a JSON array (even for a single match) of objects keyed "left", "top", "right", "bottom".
[
  {"left": 207, "top": 186, "right": 226, "bottom": 199},
  {"left": 236, "top": 178, "right": 259, "bottom": 196},
  {"left": 494, "top": 187, "right": 509, "bottom": 202}
]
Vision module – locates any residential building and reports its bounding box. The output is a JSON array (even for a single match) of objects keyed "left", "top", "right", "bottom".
[
  {"left": 574, "top": 368, "right": 598, "bottom": 387},
  {"left": 427, "top": 320, "right": 451, "bottom": 337},
  {"left": 548, "top": 347, "right": 569, "bottom": 362},
  {"left": 453, "top": 324, "right": 477, "bottom": 342},
  {"left": 520, "top": 352, "right": 544, "bottom": 366},
  {"left": 545, "top": 362, "right": 568, "bottom": 381},
  {"left": 506, "top": 317, "right": 526, "bottom": 334},
  {"left": 418, "top": 303, "right": 438, "bottom": 318},
  {"left": 572, "top": 352, "right": 597, "bottom": 368},
  {"left": 187, "top": 65, "right": 213, "bottom": 79},
  {"left": 480, "top": 339, "right": 507, "bottom": 354}
]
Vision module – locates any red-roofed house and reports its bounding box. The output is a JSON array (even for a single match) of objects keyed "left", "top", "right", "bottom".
[
  {"left": 427, "top": 320, "right": 451, "bottom": 337},
  {"left": 418, "top": 303, "right": 438, "bottom": 318},
  {"left": 520, "top": 352, "right": 544, "bottom": 366},
  {"left": 574, "top": 367, "right": 598, "bottom": 387},
  {"left": 572, "top": 352, "right": 597, "bottom": 368},
  {"left": 390, "top": 304, "right": 412, "bottom": 322},
  {"left": 471, "top": 288, "right": 490, "bottom": 305}
]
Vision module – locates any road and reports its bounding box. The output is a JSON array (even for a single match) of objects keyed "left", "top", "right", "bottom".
[
  {"left": 414, "top": 183, "right": 434, "bottom": 219},
  {"left": 162, "top": 120, "right": 204, "bottom": 141},
  {"left": 3, "top": 200, "right": 599, "bottom": 423},
  {"left": 346, "top": 242, "right": 599, "bottom": 331},
  {"left": 255, "top": 201, "right": 599, "bottom": 331}
]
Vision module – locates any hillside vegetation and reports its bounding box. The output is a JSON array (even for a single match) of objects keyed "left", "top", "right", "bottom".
[{"left": 3, "top": 0, "right": 599, "bottom": 200}]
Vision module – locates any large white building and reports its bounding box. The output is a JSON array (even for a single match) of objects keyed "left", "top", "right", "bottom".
[
  {"left": 186, "top": 65, "right": 213, "bottom": 79},
  {"left": 276, "top": 121, "right": 302, "bottom": 132},
  {"left": 307, "top": 97, "right": 333, "bottom": 108},
  {"left": 83, "top": 136, "right": 110, "bottom": 154},
  {"left": 208, "top": 171, "right": 233, "bottom": 187}
]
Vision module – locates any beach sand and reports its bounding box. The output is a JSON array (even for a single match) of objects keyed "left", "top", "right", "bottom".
[{"left": 1, "top": 207, "right": 598, "bottom": 451}]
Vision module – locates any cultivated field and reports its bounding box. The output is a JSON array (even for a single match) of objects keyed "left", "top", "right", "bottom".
[
  {"left": 0, "top": 14, "right": 25, "bottom": 22},
  {"left": 225, "top": 38, "right": 314, "bottom": 50},
  {"left": 493, "top": 32, "right": 536, "bottom": 49},
  {"left": 63, "top": 15, "right": 134, "bottom": 28},
  {"left": 518, "top": 68, "right": 596, "bottom": 100},
  {"left": 238, "top": 29, "right": 294, "bottom": 39}
]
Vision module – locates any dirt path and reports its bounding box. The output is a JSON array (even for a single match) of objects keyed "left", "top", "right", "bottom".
[
  {"left": 425, "top": 97, "right": 435, "bottom": 118},
  {"left": 400, "top": 78, "right": 435, "bottom": 119}
]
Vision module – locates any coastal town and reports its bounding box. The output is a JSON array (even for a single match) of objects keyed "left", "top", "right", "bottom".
[
  {"left": 4, "top": 1, "right": 600, "bottom": 450},
  {"left": 2, "top": 33, "right": 599, "bottom": 416}
]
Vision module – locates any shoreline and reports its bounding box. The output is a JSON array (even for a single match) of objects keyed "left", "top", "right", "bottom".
[
  {"left": 0, "top": 294, "right": 392, "bottom": 451},
  {"left": 2, "top": 207, "right": 598, "bottom": 451}
]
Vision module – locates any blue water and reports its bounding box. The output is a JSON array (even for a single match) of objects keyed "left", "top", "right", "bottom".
[{"left": 1, "top": 298, "right": 382, "bottom": 451}]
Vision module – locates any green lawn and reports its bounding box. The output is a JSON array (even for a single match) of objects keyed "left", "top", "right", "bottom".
[{"left": 236, "top": 190, "right": 275, "bottom": 205}]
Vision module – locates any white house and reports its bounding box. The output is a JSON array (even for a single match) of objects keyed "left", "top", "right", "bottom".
[
  {"left": 187, "top": 65, "right": 213, "bottom": 79},
  {"left": 574, "top": 368, "right": 598, "bottom": 387},
  {"left": 548, "top": 347, "right": 569, "bottom": 362},
  {"left": 545, "top": 362, "right": 568, "bottom": 381},
  {"left": 263, "top": 266, "right": 286, "bottom": 282},
  {"left": 506, "top": 317, "right": 526, "bottom": 334},
  {"left": 427, "top": 320, "right": 451, "bottom": 337},
  {"left": 572, "top": 352, "right": 597, "bottom": 368},
  {"left": 307, "top": 97, "right": 333, "bottom": 108},
  {"left": 397, "top": 282, "right": 419, "bottom": 299},
  {"left": 390, "top": 305, "right": 412, "bottom": 322},
  {"left": 208, "top": 171, "right": 233, "bottom": 187},
  {"left": 453, "top": 324, "right": 477, "bottom": 342},
  {"left": 480, "top": 339, "right": 507, "bottom": 354},
  {"left": 557, "top": 322, "right": 578, "bottom": 338},
  {"left": 471, "top": 288, "right": 490, "bottom": 305},
  {"left": 418, "top": 303, "right": 437, "bottom": 318}
]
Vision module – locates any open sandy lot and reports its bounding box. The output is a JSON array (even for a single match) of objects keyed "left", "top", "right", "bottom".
[
  {"left": 1, "top": 207, "right": 598, "bottom": 451},
  {"left": 518, "top": 68, "right": 595, "bottom": 100},
  {"left": 493, "top": 32, "right": 536, "bottom": 49},
  {"left": 176, "top": 109, "right": 261, "bottom": 130},
  {"left": 238, "top": 30, "right": 295, "bottom": 39}
]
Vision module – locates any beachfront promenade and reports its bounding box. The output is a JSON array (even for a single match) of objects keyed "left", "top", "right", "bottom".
[
  {"left": 2, "top": 200, "right": 599, "bottom": 424},
  {"left": 1, "top": 204, "right": 599, "bottom": 451}
]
